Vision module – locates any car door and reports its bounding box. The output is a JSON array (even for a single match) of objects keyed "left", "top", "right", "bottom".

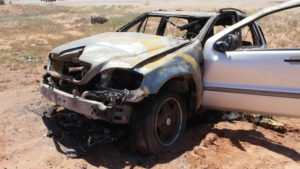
[{"left": 202, "top": 0, "right": 300, "bottom": 117}]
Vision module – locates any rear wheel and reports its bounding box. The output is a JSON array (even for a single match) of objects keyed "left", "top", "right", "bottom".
[{"left": 131, "top": 92, "right": 187, "bottom": 154}]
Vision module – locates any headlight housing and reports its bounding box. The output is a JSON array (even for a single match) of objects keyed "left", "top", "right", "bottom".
[{"left": 101, "top": 68, "right": 144, "bottom": 90}]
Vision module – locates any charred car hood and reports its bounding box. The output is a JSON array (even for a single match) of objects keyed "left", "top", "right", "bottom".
[{"left": 51, "top": 32, "right": 189, "bottom": 71}]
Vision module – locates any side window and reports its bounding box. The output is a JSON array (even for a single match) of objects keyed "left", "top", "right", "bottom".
[
  {"left": 126, "top": 16, "right": 162, "bottom": 35},
  {"left": 214, "top": 25, "right": 229, "bottom": 34},
  {"left": 164, "top": 17, "right": 188, "bottom": 38},
  {"left": 140, "top": 16, "right": 162, "bottom": 35},
  {"left": 202, "top": 14, "right": 236, "bottom": 46},
  {"left": 257, "top": 7, "right": 300, "bottom": 48},
  {"left": 165, "top": 18, "right": 208, "bottom": 39}
]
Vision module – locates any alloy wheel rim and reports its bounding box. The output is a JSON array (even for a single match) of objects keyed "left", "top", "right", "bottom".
[{"left": 154, "top": 97, "right": 183, "bottom": 147}]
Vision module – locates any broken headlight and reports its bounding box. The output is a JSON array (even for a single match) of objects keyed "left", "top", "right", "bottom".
[
  {"left": 102, "top": 68, "right": 143, "bottom": 90},
  {"left": 47, "top": 47, "right": 91, "bottom": 81}
]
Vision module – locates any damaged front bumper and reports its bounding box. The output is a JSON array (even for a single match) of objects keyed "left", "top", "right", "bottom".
[{"left": 40, "top": 83, "right": 132, "bottom": 124}]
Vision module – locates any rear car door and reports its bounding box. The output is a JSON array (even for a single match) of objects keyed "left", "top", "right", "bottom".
[{"left": 202, "top": 0, "right": 300, "bottom": 117}]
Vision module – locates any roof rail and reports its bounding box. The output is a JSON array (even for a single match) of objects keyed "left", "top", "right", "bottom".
[{"left": 218, "top": 8, "right": 246, "bottom": 14}]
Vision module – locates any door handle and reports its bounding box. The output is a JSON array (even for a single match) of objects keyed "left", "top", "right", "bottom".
[{"left": 284, "top": 56, "right": 300, "bottom": 62}]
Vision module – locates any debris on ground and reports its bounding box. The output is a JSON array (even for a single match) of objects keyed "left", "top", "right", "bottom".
[
  {"left": 91, "top": 14, "right": 108, "bottom": 24},
  {"left": 16, "top": 56, "right": 46, "bottom": 63},
  {"left": 222, "top": 112, "right": 287, "bottom": 133},
  {"left": 222, "top": 111, "right": 243, "bottom": 121},
  {"left": 39, "top": 107, "right": 126, "bottom": 158},
  {"left": 259, "top": 117, "right": 286, "bottom": 133},
  {"left": 27, "top": 102, "right": 287, "bottom": 158},
  {"left": 23, "top": 100, "right": 57, "bottom": 117}
]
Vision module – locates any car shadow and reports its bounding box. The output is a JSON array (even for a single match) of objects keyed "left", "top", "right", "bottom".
[
  {"left": 209, "top": 127, "right": 300, "bottom": 161},
  {"left": 41, "top": 110, "right": 300, "bottom": 169}
]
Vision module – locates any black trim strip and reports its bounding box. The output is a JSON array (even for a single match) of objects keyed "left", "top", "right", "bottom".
[
  {"left": 284, "top": 58, "right": 300, "bottom": 62},
  {"left": 204, "top": 86, "right": 300, "bottom": 99}
]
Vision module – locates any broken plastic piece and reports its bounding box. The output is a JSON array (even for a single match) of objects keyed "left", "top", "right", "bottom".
[{"left": 259, "top": 117, "right": 287, "bottom": 133}]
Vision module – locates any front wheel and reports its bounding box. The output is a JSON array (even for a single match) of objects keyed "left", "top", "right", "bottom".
[{"left": 131, "top": 92, "right": 187, "bottom": 155}]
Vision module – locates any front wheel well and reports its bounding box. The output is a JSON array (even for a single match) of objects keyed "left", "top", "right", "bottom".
[{"left": 157, "top": 75, "right": 197, "bottom": 116}]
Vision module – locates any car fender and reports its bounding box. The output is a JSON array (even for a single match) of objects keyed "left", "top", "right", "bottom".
[{"left": 130, "top": 41, "right": 203, "bottom": 108}]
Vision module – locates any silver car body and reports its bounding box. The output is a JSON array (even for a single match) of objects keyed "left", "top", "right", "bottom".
[{"left": 203, "top": 0, "right": 300, "bottom": 117}]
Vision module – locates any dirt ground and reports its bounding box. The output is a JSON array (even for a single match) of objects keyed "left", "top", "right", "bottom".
[{"left": 0, "top": 0, "right": 300, "bottom": 169}]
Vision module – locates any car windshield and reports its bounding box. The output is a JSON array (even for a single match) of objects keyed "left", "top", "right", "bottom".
[{"left": 122, "top": 15, "right": 210, "bottom": 39}]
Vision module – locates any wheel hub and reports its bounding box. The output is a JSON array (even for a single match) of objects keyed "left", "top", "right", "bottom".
[
  {"left": 166, "top": 117, "right": 171, "bottom": 126},
  {"left": 154, "top": 97, "right": 183, "bottom": 146}
]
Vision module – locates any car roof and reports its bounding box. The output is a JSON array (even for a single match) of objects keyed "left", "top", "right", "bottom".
[{"left": 148, "top": 11, "right": 218, "bottom": 18}]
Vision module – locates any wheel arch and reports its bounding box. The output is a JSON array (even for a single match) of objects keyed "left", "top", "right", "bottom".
[{"left": 157, "top": 74, "right": 198, "bottom": 116}]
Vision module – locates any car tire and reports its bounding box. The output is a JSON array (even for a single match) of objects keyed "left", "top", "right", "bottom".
[{"left": 131, "top": 92, "right": 187, "bottom": 155}]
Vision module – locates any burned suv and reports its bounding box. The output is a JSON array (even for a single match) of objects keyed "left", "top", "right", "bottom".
[
  {"left": 40, "top": 9, "right": 255, "bottom": 154},
  {"left": 41, "top": 1, "right": 300, "bottom": 154}
]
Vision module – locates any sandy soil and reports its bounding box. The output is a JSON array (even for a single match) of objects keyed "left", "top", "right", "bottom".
[{"left": 0, "top": 0, "right": 299, "bottom": 169}]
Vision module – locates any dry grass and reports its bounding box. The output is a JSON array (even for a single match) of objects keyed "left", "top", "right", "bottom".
[{"left": 0, "top": 4, "right": 140, "bottom": 68}]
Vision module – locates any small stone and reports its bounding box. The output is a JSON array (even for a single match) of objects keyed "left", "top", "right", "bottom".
[
  {"left": 74, "top": 163, "right": 87, "bottom": 169},
  {"left": 44, "top": 130, "right": 53, "bottom": 138},
  {"left": 67, "top": 150, "right": 82, "bottom": 159}
]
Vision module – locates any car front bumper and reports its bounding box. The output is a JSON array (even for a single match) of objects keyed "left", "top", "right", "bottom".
[{"left": 40, "top": 83, "right": 131, "bottom": 124}]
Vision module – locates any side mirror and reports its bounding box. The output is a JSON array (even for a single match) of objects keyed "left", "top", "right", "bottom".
[{"left": 214, "top": 34, "right": 239, "bottom": 52}]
